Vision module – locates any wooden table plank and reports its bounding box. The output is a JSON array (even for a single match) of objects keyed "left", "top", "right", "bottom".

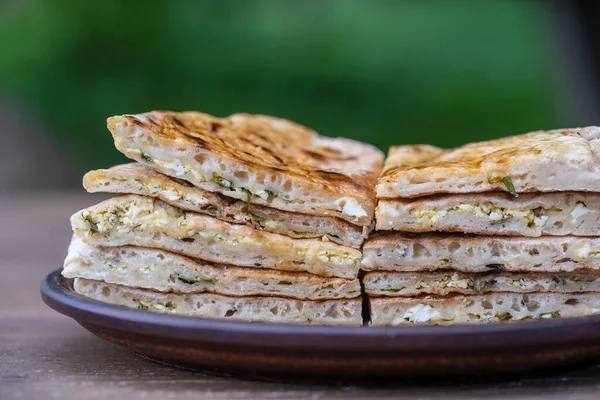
[{"left": 2, "top": 193, "right": 600, "bottom": 399}]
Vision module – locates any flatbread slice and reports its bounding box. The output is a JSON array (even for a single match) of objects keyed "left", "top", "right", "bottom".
[
  {"left": 107, "top": 111, "right": 383, "bottom": 225},
  {"left": 74, "top": 278, "right": 362, "bottom": 326},
  {"left": 84, "top": 163, "right": 367, "bottom": 248},
  {"left": 71, "top": 195, "right": 361, "bottom": 279},
  {"left": 63, "top": 236, "right": 360, "bottom": 300},
  {"left": 370, "top": 293, "right": 600, "bottom": 326},
  {"left": 362, "top": 232, "right": 600, "bottom": 273},
  {"left": 377, "top": 126, "right": 600, "bottom": 198},
  {"left": 364, "top": 270, "right": 600, "bottom": 297},
  {"left": 376, "top": 191, "right": 600, "bottom": 237}
]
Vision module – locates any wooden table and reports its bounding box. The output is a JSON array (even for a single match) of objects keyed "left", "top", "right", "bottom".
[{"left": 2, "top": 193, "right": 600, "bottom": 399}]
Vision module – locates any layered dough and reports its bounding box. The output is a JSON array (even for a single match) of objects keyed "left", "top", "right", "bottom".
[
  {"left": 376, "top": 192, "right": 600, "bottom": 236},
  {"left": 75, "top": 278, "right": 362, "bottom": 326},
  {"left": 71, "top": 195, "right": 362, "bottom": 279},
  {"left": 64, "top": 237, "right": 361, "bottom": 300},
  {"left": 364, "top": 270, "right": 600, "bottom": 297},
  {"left": 377, "top": 126, "right": 600, "bottom": 198},
  {"left": 370, "top": 293, "right": 600, "bottom": 326},
  {"left": 108, "top": 111, "right": 383, "bottom": 225},
  {"left": 84, "top": 163, "right": 367, "bottom": 248},
  {"left": 362, "top": 233, "right": 600, "bottom": 273}
]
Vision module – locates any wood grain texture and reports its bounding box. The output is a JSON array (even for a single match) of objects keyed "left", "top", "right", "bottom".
[{"left": 3, "top": 193, "right": 600, "bottom": 399}]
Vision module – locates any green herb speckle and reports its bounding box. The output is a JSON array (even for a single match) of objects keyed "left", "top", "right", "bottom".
[
  {"left": 203, "top": 204, "right": 219, "bottom": 215},
  {"left": 224, "top": 309, "right": 237, "bottom": 317},
  {"left": 470, "top": 279, "right": 496, "bottom": 293},
  {"left": 383, "top": 287, "right": 406, "bottom": 293},
  {"left": 211, "top": 175, "right": 233, "bottom": 189},
  {"left": 82, "top": 212, "right": 99, "bottom": 234},
  {"left": 177, "top": 274, "right": 215, "bottom": 285},
  {"left": 496, "top": 312, "right": 513, "bottom": 321},
  {"left": 502, "top": 177, "right": 518, "bottom": 197},
  {"left": 489, "top": 176, "right": 518, "bottom": 197},
  {"left": 490, "top": 215, "right": 511, "bottom": 225},
  {"left": 241, "top": 188, "right": 252, "bottom": 213}
]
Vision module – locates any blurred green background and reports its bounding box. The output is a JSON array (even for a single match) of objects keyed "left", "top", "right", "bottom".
[{"left": 0, "top": 0, "right": 592, "bottom": 190}]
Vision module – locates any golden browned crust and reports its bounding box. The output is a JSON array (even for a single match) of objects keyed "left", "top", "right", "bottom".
[
  {"left": 107, "top": 111, "right": 383, "bottom": 225},
  {"left": 378, "top": 127, "right": 600, "bottom": 198}
]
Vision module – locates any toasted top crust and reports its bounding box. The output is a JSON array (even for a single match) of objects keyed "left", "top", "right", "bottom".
[
  {"left": 378, "top": 127, "right": 600, "bottom": 198},
  {"left": 107, "top": 111, "right": 383, "bottom": 225}
]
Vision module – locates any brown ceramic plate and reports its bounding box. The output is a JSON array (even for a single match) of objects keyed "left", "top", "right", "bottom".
[{"left": 41, "top": 269, "right": 600, "bottom": 382}]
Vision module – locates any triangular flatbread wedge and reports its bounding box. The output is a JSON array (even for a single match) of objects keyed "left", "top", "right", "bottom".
[
  {"left": 362, "top": 232, "right": 600, "bottom": 273},
  {"left": 376, "top": 191, "right": 600, "bottom": 236},
  {"left": 370, "top": 293, "right": 600, "bottom": 325},
  {"left": 63, "top": 236, "right": 360, "bottom": 300},
  {"left": 107, "top": 111, "right": 383, "bottom": 225},
  {"left": 84, "top": 163, "right": 367, "bottom": 248},
  {"left": 378, "top": 127, "right": 600, "bottom": 198},
  {"left": 364, "top": 270, "right": 600, "bottom": 297},
  {"left": 71, "top": 195, "right": 361, "bottom": 279},
  {"left": 74, "top": 278, "right": 362, "bottom": 326}
]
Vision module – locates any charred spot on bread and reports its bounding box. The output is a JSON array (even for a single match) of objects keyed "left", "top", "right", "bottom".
[
  {"left": 169, "top": 116, "right": 185, "bottom": 128},
  {"left": 210, "top": 121, "right": 223, "bottom": 132}
]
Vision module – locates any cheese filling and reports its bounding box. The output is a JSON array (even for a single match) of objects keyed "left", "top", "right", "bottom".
[
  {"left": 394, "top": 304, "right": 442, "bottom": 324},
  {"left": 334, "top": 197, "right": 368, "bottom": 219},
  {"left": 571, "top": 202, "right": 590, "bottom": 221},
  {"left": 75, "top": 201, "right": 359, "bottom": 268},
  {"left": 407, "top": 203, "right": 554, "bottom": 229}
]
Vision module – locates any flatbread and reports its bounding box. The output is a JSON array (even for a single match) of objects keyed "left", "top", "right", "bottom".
[
  {"left": 63, "top": 236, "right": 361, "bottom": 300},
  {"left": 84, "top": 163, "right": 367, "bottom": 248},
  {"left": 370, "top": 293, "right": 600, "bottom": 326},
  {"left": 107, "top": 111, "right": 383, "bottom": 225},
  {"left": 364, "top": 270, "right": 600, "bottom": 297},
  {"left": 71, "top": 195, "right": 361, "bottom": 279},
  {"left": 377, "top": 126, "right": 600, "bottom": 198},
  {"left": 376, "top": 191, "right": 600, "bottom": 236},
  {"left": 74, "top": 278, "right": 362, "bottom": 326},
  {"left": 362, "top": 232, "right": 600, "bottom": 273}
]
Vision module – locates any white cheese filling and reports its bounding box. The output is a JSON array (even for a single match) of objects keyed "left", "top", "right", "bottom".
[
  {"left": 571, "top": 203, "right": 590, "bottom": 221},
  {"left": 407, "top": 203, "right": 550, "bottom": 229},
  {"left": 395, "top": 304, "right": 442, "bottom": 324},
  {"left": 78, "top": 203, "right": 358, "bottom": 267},
  {"left": 335, "top": 197, "right": 368, "bottom": 219},
  {"left": 446, "top": 273, "right": 469, "bottom": 289}
]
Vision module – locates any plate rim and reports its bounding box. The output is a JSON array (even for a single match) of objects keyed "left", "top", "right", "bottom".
[{"left": 41, "top": 269, "right": 600, "bottom": 353}]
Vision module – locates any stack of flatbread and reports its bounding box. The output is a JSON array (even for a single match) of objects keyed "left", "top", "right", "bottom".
[
  {"left": 63, "top": 111, "right": 384, "bottom": 326},
  {"left": 365, "top": 127, "right": 600, "bottom": 325}
]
